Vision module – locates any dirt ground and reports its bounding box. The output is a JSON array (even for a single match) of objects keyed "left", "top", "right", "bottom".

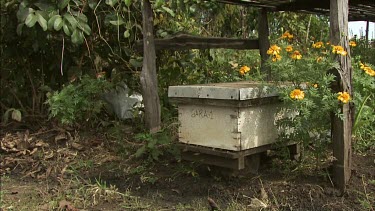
[{"left": 1, "top": 120, "right": 374, "bottom": 211}]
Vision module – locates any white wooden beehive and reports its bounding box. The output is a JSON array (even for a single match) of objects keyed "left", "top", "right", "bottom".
[{"left": 168, "top": 81, "right": 285, "bottom": 151}]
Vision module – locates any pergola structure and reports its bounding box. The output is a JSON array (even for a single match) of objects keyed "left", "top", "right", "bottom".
[
  {"left": 218, "top": 0, "right": 375, "bottom": 22},
  {"left": 140, "top": 0, "right": 374, "bottom": 192}
]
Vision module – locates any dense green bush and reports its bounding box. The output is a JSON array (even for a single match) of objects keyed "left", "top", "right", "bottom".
[{"left": 46, "top": 75, "right": 112, "bottom": 125}]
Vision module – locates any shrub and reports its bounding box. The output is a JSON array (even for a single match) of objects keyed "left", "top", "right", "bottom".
[{"left": 46, "top": 75, "right": 112, "bottom": 125}]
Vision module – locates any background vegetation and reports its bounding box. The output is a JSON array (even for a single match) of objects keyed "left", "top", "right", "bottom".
[{"left": 1, "top": 0, "right": 374, "bottom": 156}]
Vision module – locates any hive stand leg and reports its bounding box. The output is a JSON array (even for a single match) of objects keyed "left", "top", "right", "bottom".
[
  {"left": 245, "top": 153, "right": 261, "bottom": 174},
  {"left": 288, "top": 144, "right": 301, "bottom": 161}
]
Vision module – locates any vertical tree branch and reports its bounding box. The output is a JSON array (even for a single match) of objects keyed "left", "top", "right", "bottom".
[{"left": 141, "top": 0, "right": 161, "bottom": 133}]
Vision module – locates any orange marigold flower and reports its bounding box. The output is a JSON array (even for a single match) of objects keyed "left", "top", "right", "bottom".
[
  {"left": 272, "top": 54, "right": 282, "bottom": 62},
  {"left": 267, "top": 44, "right": 281, "bottom": 56},
  {"left": 290, "top": 89, "right": 305, "bottom": 100},
  {"left": 332, "top": 45, "right": 347, "bottom": 56},
  {"left": 349, "top": 41, "right": 357, "bottom": 47},
  {"left": 364, "top": 67, "right": 375, "bottom": 76},
  {"left": 291, "top": 50, "right": 302, "bottom": 60},
  {"left": 281, "top": 31, "right": 294, "bottom": 39},
  {"left": 359, "top": 62, "right": 375, "bottom": 76},
  {"left": 337, "top": 92, "right": 350, "bottom": 104},
  {"left": 285, "top": 45, "right": 293, "bottom": 52},
  {"left": 316, "top": 57, "right": 323, "bottom": 62},
  {"left": 359, "top": 62, "right": 366, "bottom": 70},
  {"left": 312, "top": 41, "right": 324, "bottom": 49},
  {"left": 239, "top": 65, "right": 250, "bottom": 75}
]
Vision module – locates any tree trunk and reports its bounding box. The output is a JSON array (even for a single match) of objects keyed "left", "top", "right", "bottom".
[
  {"left": 141, "top": 0, "right": 161, "bottom": 133},
  {"left": 329, "top": 0, "right": 353, "bottom": 192}
]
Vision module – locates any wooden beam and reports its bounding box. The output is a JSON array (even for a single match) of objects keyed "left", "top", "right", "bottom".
[
  {"left": 258, "top": 8, "right": 271, "bottom": 80},
  {"left": 135, "top": 34, "right": 259, "bottom": 52},
  {"left": 329, "top": 0, "right": 353, "bottom": 192},
  {"left": 140, "top": 0, "right": 161, "bottom": 133}
]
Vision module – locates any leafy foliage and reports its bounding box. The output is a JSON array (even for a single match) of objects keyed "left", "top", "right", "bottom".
[
  {"left": 351, "top": 55, "right": 375, "bottom": 152},
  {"left": 267, "top": 37, "right": 346, "bottom": 162},
  {"left": 46, "top": 76, "right": 112, "bottom": 125},
  {"left": 134, "top": 129, "right": 177, "bottom": 161}
]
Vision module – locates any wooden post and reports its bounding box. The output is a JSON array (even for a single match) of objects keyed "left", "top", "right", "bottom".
[
  {"left": 365, "top": 20, "right": 369, "bottom": 43},
  {"left": 330, "top": 0, "right": 353, "bottom": 192},
  {"left": 141, "top": 0, "right": 161, "bottom": 133},
  {"left": 258, "top": 8, "right": 271, "bottom": 80}
]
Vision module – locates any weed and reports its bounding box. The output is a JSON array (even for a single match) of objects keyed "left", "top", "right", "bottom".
[
  {"left": 134, "top": 130, "right": 177, "bottom": 162},
  {"left": 357, "top": 176, "right": 375, "bottom": 211},
  {"left": 46, "top": 75, "right": 112, "bottom": 126}
]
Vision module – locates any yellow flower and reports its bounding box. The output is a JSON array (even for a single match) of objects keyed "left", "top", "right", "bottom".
[
  {"left": 239, "top": 65, "right": 250, "bottom": 75},
  {"left": 360, "top": 62, "right": 366, "bottom": 70},
  {"left": 281, "top": 31, "right": 294, "bottom": 40},
  {"left": 313, "top": 83, "right": 318, "bottom": 88},
  {"left": 337, "top": 92, "right": 350, "bottom": 104},
  {"left": 291, "top": 50, "right": 302, "bottom": 60},
  {"left": 267, "top": 44, "right": 281, "bottom": 56},
  {"left": 312, "top": 41, "right": 324, "bottom": 49},
  {"left": 290, "top": 89, "right": 305, "bottom": 100},
  {"left": 316, "top": 57, "right": 323, "bottom": 62},
  {"left": 272, "top": 54, "right": 282, "bottom": 62},
  {"left": 285, "top": 45, "right": 293, "bottom": 52},
  {"left": 349, "top": 41, "right": 357, "bottom": 47},
  {"left": 332, "top": 45, "right": 347, "bottom": 56},
  {"left": 359, "top": 62, "right": 375, "bottom": 76},
  {"left": 364, "top": 67, "right": 375, "bottom": 76}
]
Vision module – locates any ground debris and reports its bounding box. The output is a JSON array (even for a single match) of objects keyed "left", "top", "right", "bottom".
[{"left": 59, "top": 200, "right": 79, "bottom": 211}]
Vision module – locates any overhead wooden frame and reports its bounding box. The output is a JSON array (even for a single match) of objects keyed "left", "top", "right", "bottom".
[{"left": 217, "top": 0, "right": 375, "bottom": 22}]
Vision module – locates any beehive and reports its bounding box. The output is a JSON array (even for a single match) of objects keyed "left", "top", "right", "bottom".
[{"left": 168, "top": 81, "right": 284, "bottom": 151}]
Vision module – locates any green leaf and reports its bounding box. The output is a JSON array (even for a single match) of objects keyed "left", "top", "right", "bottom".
[
  {"left": 2, "top": 109, "right": 12, "bottom": 124},
  {"left": 135, "top": 145, "right": 146, "bottom": 158},
  {"left": 80, "top": 24, "right": 91, "bottom": 35},
  {"left": 34, "top": 2, "right": 55, "bottom": 11},
  {"left": 105, "top": 0, "right": 118, "bottom": 7},
  {"left": 71, "top": 29, "right": 84, "bottom": 44},
  {"left": 76, "top": 13, "right": 88, "bottom": 23},
  {"left": 36, "top": 12, "right": 48, "bottom": 31},
  {"left": 124, "top": 30, "right": 130, "bottom": 38},
  {"left": 63, "top": 13, "right": 77, "bottom": 29},
  {"left": 124, "top": 0, "right": 132, "bottom": 7},
  {"left": 11, "top": 109, "right": 22, "bottom": 122},
  {"left": 88, "top": 0, "right": 98, "bottom": 9},
  {"left": 129, "top": 58, "right": 143, "bottom": 68},
  {"left": 161, "top": 6, "right": 175, "bottom": 17},
  {"left": 155, "top": 0, "right": 164, "bottom": 8},
  {"left": 63, "top": 22, "right": 71, "bottom": 36},
  {"left": 58, "top": 0, "right": 70, "bottom": 10},
  {"left": 54, "top": 16, "right": 63, "bottom": 31},
  {"left": 25, "top": 13, "right": 37, "bottom": 27},
  {"left": 16, "top": 23, "right": 24, "bottom": 36},
  {"left": 109, "top": 19, "right": 125, "bottom": 26},
  {"left": 16, "top": 5, "right": 29, "bottom": 21},
  {"left": 48, "top": 15, "right": 60, "bottom": 30}
]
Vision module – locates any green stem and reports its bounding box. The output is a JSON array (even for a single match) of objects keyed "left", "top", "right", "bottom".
[{"left": 353, "top": 93, "right": 372, "bottom": 132}]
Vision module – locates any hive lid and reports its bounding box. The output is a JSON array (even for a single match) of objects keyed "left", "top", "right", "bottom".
[{"left": 168, "top": 81, "right": 279, "bottom": 100}]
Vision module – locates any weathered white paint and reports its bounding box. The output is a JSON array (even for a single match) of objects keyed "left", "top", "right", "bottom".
[
  {"left": 178, "top": 104, "right": 240, "bottom": 150},
  {"left": 169, "top": 82, "right": 287, "bottom": 151},
  {"left": 168, "top": 81, "right": 278, "bottom": 100}
]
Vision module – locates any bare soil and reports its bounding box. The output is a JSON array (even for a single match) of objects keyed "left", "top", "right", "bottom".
[{"left": 1, "top": 120, "right": 374, "bottom": 210}]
